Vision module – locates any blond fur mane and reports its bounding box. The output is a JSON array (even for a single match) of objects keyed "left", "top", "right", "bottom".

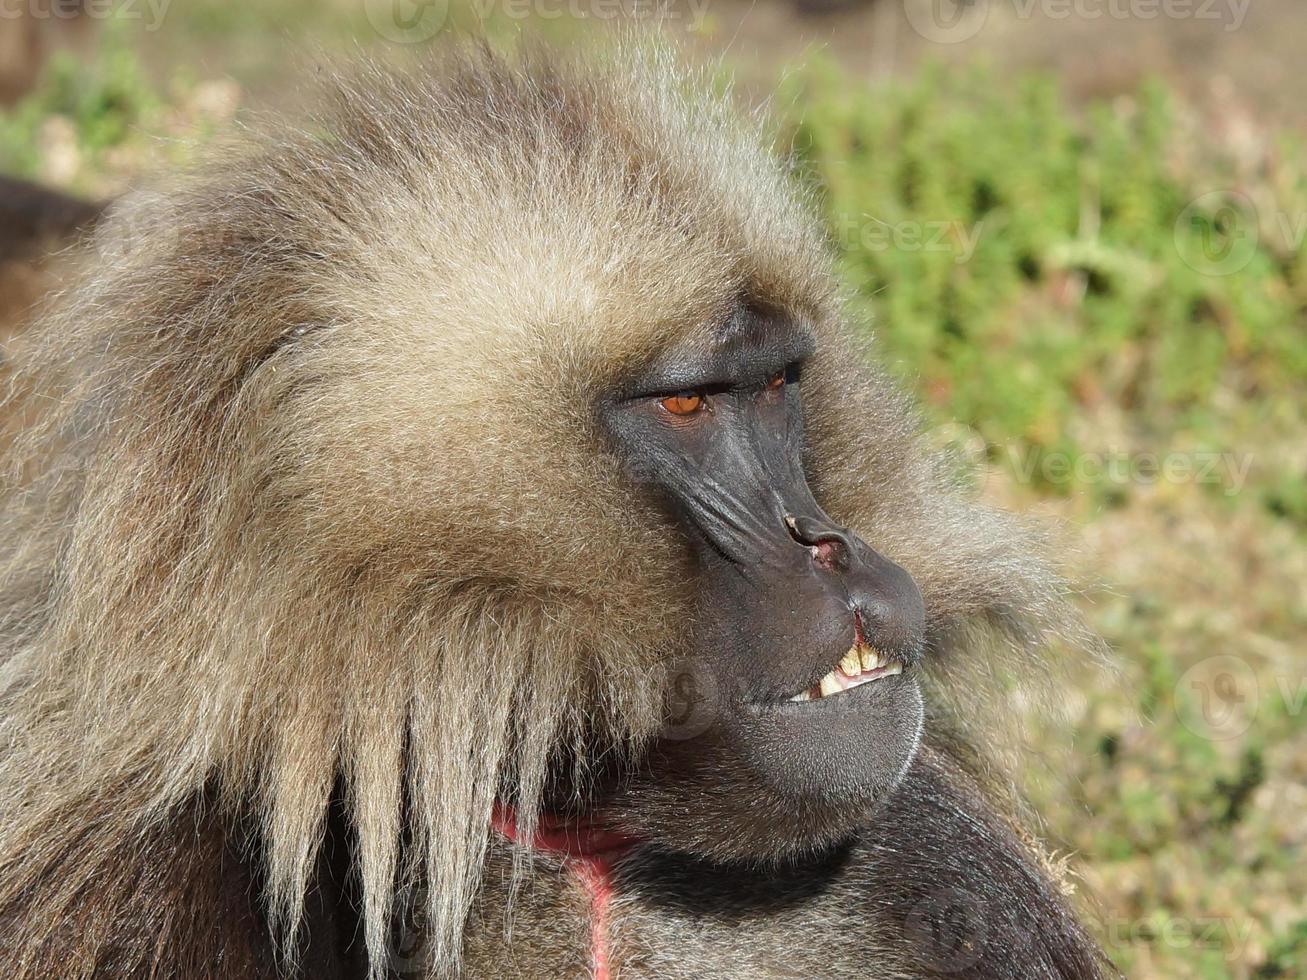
[{"left": 0, "top": 43, "right": 1091, "bottom": 978}]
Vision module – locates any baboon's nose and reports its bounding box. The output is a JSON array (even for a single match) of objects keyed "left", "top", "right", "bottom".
[
  {"left": 784, "top": 512, "right": 925, "bottom": 664},
  {"left": 847, "top": 565, "right": 926, "bottom": 668},
  {"left": 784, "top": 513, "right": 856, "bottom": 572}
]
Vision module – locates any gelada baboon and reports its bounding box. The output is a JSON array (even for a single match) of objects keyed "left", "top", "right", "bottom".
[{"left": 0, "top": 45, "right": 1111, "bottom": 979}]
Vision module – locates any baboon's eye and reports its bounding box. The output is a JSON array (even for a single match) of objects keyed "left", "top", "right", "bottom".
[
  {"left": 660, "top": 391, "right": 705, "bottom": 416},
  {"left": 765, "top": 370, "right": 786, "bottom": 391}
]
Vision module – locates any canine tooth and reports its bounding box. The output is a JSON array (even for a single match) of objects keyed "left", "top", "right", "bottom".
[
  {"left": 882, "top": 662, "right": 902, "bottom": 676},
  {"left": 819, "top": 673, "right": 841, "bottom": 698},
  {"left": 860, "top": 646, "right": 880, "bottom": 672},
  {"left": 790, "top": 689, "right": 812, "bottom": 702},
  {"left": 839, "top": 648, "right": 861, "bottom": 676}
]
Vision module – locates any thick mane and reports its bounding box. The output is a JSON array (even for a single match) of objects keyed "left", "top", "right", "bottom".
[{"left": 0, "top": 44, "right": 1093, "bottom": 978}]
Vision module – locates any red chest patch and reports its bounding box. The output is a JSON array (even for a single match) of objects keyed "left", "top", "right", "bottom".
[{"left": 491, "top": 805, "right": 639, "bottom": 980}]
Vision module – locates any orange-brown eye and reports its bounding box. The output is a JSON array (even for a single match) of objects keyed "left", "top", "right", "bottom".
[
  {"left": 660, "top": 391, "right": 704, "bottom": 416},
  {"left": 766, "top": 371, "right": 786, "bottom": 391}
]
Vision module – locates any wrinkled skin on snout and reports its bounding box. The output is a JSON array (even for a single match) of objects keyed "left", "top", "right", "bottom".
[{"left": 599, "top": 303, "right": 927, "bottom": 861}]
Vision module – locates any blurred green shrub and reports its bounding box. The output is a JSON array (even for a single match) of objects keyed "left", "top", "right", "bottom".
[
  {"left": 0, "top": 28, "right": 160, "bottom": 182},
  {"left": 781, "top": 63, "right": 1307, "bottom": 512}
]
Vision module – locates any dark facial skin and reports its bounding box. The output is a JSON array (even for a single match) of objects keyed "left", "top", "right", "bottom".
[{"left": 600, "top": 303, "right": 927, "bottom": 859}]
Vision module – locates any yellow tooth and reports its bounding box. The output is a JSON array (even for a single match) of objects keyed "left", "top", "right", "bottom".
[
  {"left": 839, "top": 648, "right": 862, "bottom": 676},
  {"left": 819, "top": 672, "right": 841, "bottom": 698},
  {"left": 882, "top": 663, "right": 902, "bottom": 676},
  {"left": 860, "top": 646, "right": 880, "bottom": 672}
]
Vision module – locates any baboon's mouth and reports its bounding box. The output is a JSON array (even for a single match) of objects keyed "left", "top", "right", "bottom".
[{"left": 786, "top": 641, "right": 903, "bottom": 703}]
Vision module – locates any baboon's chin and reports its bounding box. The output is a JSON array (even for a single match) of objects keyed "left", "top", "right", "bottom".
[
  {"left": 730, "top": 671, "right": 925, "bottom": 810},
  {"left": 607, "top": 675, "right": 925, "bottom": 864}
]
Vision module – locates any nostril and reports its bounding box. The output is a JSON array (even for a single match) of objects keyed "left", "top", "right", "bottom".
[
  {"left": 784, "top": 514, "right": 853, "bottom": 571},
  {"left": 810, "top": 539, "right": 842, "bottom": 570}
]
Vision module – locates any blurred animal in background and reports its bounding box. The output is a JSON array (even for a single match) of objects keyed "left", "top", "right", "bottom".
[
  {"left": 0, "top": 176, "right": 103, "bottom": 338},
  {"left": 0, "top": 44, "right": 1112, "bottom": 979}
]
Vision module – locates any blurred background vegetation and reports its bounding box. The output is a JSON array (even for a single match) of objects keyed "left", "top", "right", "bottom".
[{"left": 1, "top": 2, "right": 1303, "bottom": 977}]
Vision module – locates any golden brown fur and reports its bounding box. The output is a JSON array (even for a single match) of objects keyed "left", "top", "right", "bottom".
[
  {"left": 0, "top": 44, "right": 1098, "bottom": 978},
  {"left": 0, "top": 176, "right": 103, "bottom": 458}
]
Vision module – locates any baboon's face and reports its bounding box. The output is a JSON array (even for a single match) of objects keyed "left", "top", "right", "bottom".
[
  {"left": 246, "top": 94, "right": 925, "bottom": 859},
  {"left": 601, "top": 301, "right": 926, "bottom": 857}
]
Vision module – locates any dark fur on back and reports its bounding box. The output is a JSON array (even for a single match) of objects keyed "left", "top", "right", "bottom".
[{"left": 0, "top": 44, "right": 1108, "bottom": 978}]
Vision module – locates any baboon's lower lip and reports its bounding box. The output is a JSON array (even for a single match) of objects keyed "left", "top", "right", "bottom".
[{"left": 786, "top": 642, "right": 903, "bottom": 703}]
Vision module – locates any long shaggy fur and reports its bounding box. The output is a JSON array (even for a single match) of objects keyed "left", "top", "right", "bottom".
[{"left": 0, "top": 44, "right": 1097, "bottom": 977}]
